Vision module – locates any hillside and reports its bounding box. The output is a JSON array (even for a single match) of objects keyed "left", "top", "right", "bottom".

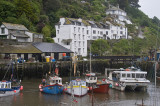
[{"left": 0, "top": 0, "right": 160, "bottom": 56}]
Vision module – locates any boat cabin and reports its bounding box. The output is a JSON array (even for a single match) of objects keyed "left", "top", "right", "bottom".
[
  {"left": 71, "top": 79, "right": 86, "bottom": 86},
  {"left": 109, "top": 71, "right": 148, "bottom": 81},
  {"left": 0, "top": 81, "right": 11, "bottom": 89},
  {"left": 49, "top": 76, "right": 62, "bottom": 85},
  {"left": 85, "top": 73, "right": 97, "bottom": 84}
]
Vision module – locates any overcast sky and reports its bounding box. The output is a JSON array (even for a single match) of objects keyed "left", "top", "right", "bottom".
[{"left": 139, "top": 0, "right": 160, "bottom": 19}]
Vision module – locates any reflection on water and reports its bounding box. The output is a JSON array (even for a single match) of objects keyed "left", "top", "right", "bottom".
[{"left": 0, "top": 79, "right": 160, "bottom": 106}]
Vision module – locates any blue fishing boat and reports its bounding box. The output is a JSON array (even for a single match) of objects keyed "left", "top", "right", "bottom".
[
  {"left": 0, "top": 61, "right": 23, "bottom": 97},
  {"left": 39, "top": 66, "right": 64, "bottom": 94},
  {"left": 39, "top": 76, "right": 64, "bottom": 94}
]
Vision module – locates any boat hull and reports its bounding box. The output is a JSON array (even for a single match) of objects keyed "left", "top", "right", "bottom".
[
  {"left": 42, "top": 84, "right": 64, "bottom": 94},
  {"left": 65, "top": 86, "right": 88, "bottom": 97},
  {"left": 111, "top": 81, "right": 149, "bottom": 91},
  {"left": 0, "top": 87, "right": 20, "bottom": 97},
  {"left": 93, "top": 84, "right": 110, "bottom": 93}
]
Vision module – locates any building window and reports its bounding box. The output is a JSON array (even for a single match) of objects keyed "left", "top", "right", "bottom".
[
  {"left": 78, "top": 27, "right": 80, "bottom": 32},
  {"left": 93, "top": 36, "right": 97, "bottom": 39},
  {"left": 106, "top": 31, "right": 108, "bottom": 35},
  {"left": 58, "top": 38, "right": 59, "bottom": 42},
  {"left": 78, "top": 48, "right": 81, "bottom": 55},
  {"left": 120, "top": 26, "right": 123, "bottom": 29},
  {"left": 120, "top": 31, "right": 123, "bottom": 34},
  {"left": 82, "top": 28, "right": 84, "bottom": 33},
  {"left": 87, "top": 30, "right": 89, "bottom": 34},
  {"left": 66, "top": 42, "right": 70, "bottom": 45},
  {"left": 98, "top": 31, "right": 99, "bottom": 34},
  {"left": 83, "top": 48, "right": 84, "bottom": 53},
  {"left": 74, "top": 41, "right": 76, "bottom": 46},
  {"left": 1, "top": 28, "right": 5, "bottom": 34},
  {"left": 83, "top": 35, "right": 85, "bottom": 40},
  {"left": 79, "top": 34, "right": 80, "bottom": 40},
  {"left": 74, "top": 34, "right": 76, "bottom": 40},
  {"left": 58, "top": 25, "right": 60, "bottom": 29},
  {"left": 100, "top": 31, "right": 103, "bottom": 35},
  {"left": 83, "top": 41, "right": 85, "bottom": 47},
  {"left": 93, "top": 30, "right": 96, "bottom": 34},
  {"left": 79, "top": 41, "right": 81, "bottom": 47},
  {"left": 57, "top": 30, "right": 59, "bottom": 34},
  {"left": 74, "top": 27, "right": 76, "bottom": 32}
]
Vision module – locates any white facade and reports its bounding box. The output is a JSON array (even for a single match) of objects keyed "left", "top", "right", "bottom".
[
  {"left": 106, "top": 5, "right": 132, "bottom": 24},
  {"left": 54, "top": 18, "right": 128, "bottom": 56}
]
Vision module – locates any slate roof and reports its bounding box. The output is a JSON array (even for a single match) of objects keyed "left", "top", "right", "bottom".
[
  {"left": 0, "top": 45, "right": 42, "bottom": 53},
  {"left": 11, "top": 33, "right": 29, "bottom": 38},
  {"left": 32, "top": 42, "right": 73, "bottom": 53},
  {"left": 2, "top": 22, "right": 28, "bottom": 31}
]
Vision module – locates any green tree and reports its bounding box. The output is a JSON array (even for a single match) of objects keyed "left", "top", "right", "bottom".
[
  {"left": 45, "top": 37, "right": 54, "bottom": 43},
  {"left": 14, "top": 0, "right": 39, "bottom": 23},
  {"left": 42, "top": 25, "right": 51, "bottom": 38},
  {"left": 0, "top": 1, "right": 16, "bottom": 22},
  {"left": 117, "top": 0, "right": 128, "bottom": 9},
  {"left": 91, "top": 39, "right": 110, "bottom": 56},
  {"left": 112, "top": 39, "right": 132, "bottom": 55}
]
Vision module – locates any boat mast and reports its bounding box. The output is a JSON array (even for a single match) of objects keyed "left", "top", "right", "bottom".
[
  {"left": 154, "top": 22, "right": 159, "bottom": 87},
  {"left": 90, "top": 40, "right": 92, "bottom": 73}
]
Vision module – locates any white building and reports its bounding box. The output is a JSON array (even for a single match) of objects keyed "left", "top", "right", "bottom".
[
  {"left": 106, "top": 5, "right": 132, "bottom": 24},
  {"left": 54, "top": 18, "right": 128, "bottom": 56},
  {"left": 0, "top": 22, "right": 43, "bottom": 42}
]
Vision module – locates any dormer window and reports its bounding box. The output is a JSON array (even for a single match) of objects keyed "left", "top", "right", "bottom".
[{"left": 1, "top": 28, "right": 5, "bottom": 34}]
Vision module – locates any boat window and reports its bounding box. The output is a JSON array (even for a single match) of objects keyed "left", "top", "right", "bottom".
[
  {"left": 122, "top": 74, "right": 126, "bottom": 77},
  {"left": 1, "top": 84, "right": 5, "bottom": 88},
  {"left": 0, "top": 84, "right": 1, "bottom": 88},
  {"left": 132, "top": 74, "right": 135, "bottom": 78},
  {"left": 127, "top": 74, "right": 130, "bottom": 78},
  {"left": 8, "top": 83, "right": 11, "bottom": 88},
  {"left": 56, "top": 80, "right": 58, "bottom": 83},
  {"left": 144, "top": 74, "right": 146, "bottom": 78},
  {"left": 136, "top": 74, "right": 140, "bottom": 78},
  {"left": 140, "top": 74, "right": 144, "bottom": 78}
]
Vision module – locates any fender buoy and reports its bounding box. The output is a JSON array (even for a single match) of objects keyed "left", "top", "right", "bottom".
[{"left": 20, "top": 86, "right": 23, "bottom": 90}]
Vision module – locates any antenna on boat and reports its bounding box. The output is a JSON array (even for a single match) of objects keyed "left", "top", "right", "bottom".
[
  {"left": 154, "top": 21, "right": 159, "bottom": 88},
  {"left": 2, "top": 60, "right": 12, "bottom": 80},
  {"left": 90, "top": 38, "right": 92, "bottom": 73}
]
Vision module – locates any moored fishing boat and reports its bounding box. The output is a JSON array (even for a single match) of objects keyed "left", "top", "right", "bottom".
[
  {"left": 93, "top": 79, "right": 110, "bottom": 93},
  {"left": 0, "top": 80, "right": 23, "bottom": 97},
  {"left": 39, "top": 66, "right": 64, "bottom": 94},
  {"left": 39, "top": 76, "right": 64, "bottom": 94},
  {"left": 0, "top": 61, "right": 23, "bottom": 97},
  {"left": 85, "top": 73, "right": 110, "bottom": 93},
  {"left": 64, "top": 79, "right": 88, "bottom": 97}
]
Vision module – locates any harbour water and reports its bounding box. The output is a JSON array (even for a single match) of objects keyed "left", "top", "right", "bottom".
[{"left": 0, "top": 78, "right": 160, "bottom": 106}]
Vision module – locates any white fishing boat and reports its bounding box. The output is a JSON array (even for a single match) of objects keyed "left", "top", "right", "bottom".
[
  {"left": 106, "top": 66, "right": 150, "bottom": 91},
  {"left": 0, "top": 61, "right": 23, "bottom": 97},
  {"left": 65, "top": 79, "right": 88, "bottom": 97},
  {"left": 0, "top": 80, "right": 22, "bottom": 97}
]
